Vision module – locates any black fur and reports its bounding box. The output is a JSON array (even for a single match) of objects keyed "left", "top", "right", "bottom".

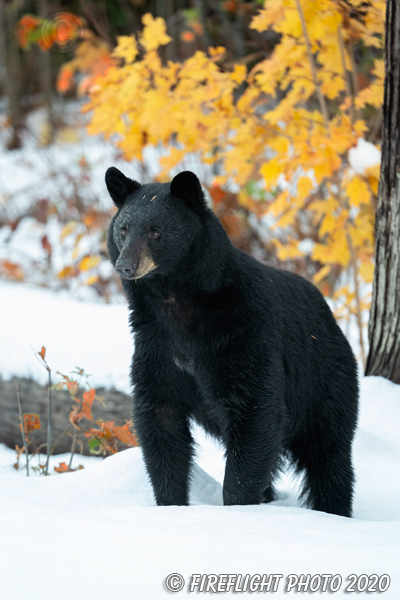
[{"left": 106, "top": 167, "right": 359, "bottom": 516}]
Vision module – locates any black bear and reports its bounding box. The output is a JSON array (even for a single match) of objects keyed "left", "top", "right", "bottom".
[{"left": 105, "top": 167, "right": 359, "bottom": 517}]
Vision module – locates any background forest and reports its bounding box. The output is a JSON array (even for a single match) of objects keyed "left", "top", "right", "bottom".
[{"left": 1, "top": 0, "right": 385, "bottom": 361}]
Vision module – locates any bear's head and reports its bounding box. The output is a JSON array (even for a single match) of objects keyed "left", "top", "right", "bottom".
[{"left": 105, "top": 167, "right": 208, "bottom": 281}]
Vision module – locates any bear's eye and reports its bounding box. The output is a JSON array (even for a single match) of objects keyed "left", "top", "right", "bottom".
[
  {"left": 149, "top": 228, "right": 161, "bottom": 240},
  {"left": 121, "top": 226, "right": 127, "bottom": 237}
]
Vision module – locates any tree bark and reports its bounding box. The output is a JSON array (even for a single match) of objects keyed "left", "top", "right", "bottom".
[
  {"left": 366, "top": 0, "right": 400, "bottom": 383},
  {"left": 0, "top": 0, "right": 23, "bottom": 149},
  {"left": 38, "top": 0, "right": 53, "bottom": 142}
]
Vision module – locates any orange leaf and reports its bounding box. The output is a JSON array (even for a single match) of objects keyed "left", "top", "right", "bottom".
[
  {"left": 83, "top": 388, "right": 95, "bottom": 404},
  {"left": 58, "top": 374, "right": 79, "bottom": 396},
  {"left": 181, "top": 31, "right": 195, "bottom": 42},
  {"left": 80, "top": 402, "right": 93, "bottom": 421},
  {"left": 38, "top": 346, "right": 46, "bottom": 361},
  {"left": 113, "top": 424, "right": 138, "bottom": 446},
  {"left": 22, "top": 413, "right": 41, "bottom": 433},
  {"left": 56, "top": 65, "right": 75, "bottom": 94},
  {"left": 54, "top": 462, "right": 69, "bottom": 473},
  {"left": 0, "top": 260, "right": 24, "bottom": 280}
]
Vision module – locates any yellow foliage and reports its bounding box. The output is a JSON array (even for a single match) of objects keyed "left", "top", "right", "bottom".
[
  {"left": 79, "top": 255, "right": 101, "bottom": 272},
  {"left": 84, "top": 1, "right": 385, "bottom": 322},
  {"left": 113, "top": 36, "right": 138, "bottom": 64},
  {"left": 140, "top": 13, "right": 172, "bottom": 52},
  {"left": 274, "top": 238, "right": 305, "bottom": 261},
  {"left": 358, "top": 261, "right": 374, "bottom": 284},
  {"left": 61, "top": 221, "right": 77, "bottom": 240},
  {"left": 313, "top": 264, "right": 331, "bottom": 284},
  {"left": 57, "top": 266, "right": 74, "bottom": 279},
  {"left": 345, "top": 176, "right": 371, "bottom": 208},
  {"left": 260, "top": 158, "right": 282, "bottom": 189}
]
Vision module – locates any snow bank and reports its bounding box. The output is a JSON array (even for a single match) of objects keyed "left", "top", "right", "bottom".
[
  {"left": 0, "top": 375, "right": 399, "bottom": 599},
  {"left": 0, "top": 281, "right": 399, "bottom": 598},
  {"left": 0, "top": 280, "right": 133, "bottom": 392}
]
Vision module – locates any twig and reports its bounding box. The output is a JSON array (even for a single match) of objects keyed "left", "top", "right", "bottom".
[
  {"left": 16, "top": 384, "right": 29, "bottom": 477},
  {"left": 78, "top": 0, "right": 111, "bottom": 45},
  {"left": 334, "top": 187, "right": 367, "bottom": 367},
  {"left": 32, "top": 347, "right": 52, "bottom": 475},
  {"left": 68, "top": 430, "right": 77, "bottom": 471},
  {"left": 348, "top": 43, "right": 361, "bottom": 121},
  {"left": 346, "top": 230, "right": 366, "bottom": 368},
  {"left": 46, "top": 368, "right": 52, "bottom": 476},
  {"left": 294, "top": 0, "right": 330, "bottom": 130},
  {"left": 337, "top": 25, "right": 355, "bottom": 123}
]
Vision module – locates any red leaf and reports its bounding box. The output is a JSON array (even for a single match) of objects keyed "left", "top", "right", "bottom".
[{"left": 41, "top": 235, "right": 52, "bottom": 256}]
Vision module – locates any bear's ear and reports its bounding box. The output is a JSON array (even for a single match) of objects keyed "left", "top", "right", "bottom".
[
  {"left": 105, "top": 167, "right": 141, "bottom": 207},
  {"left": 170, "top": 171, "right": 205, "bottom": 212}
]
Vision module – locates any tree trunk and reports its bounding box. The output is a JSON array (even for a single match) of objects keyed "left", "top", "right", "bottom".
[
  {"left": 366, "top": 0, "right": 400, "bottom": 383},
  {"left": 0, "top": 0, "right": 23, "bottom": 149},
  {"left": 38, "top": 0, "right": 53, "bottom": 142}
]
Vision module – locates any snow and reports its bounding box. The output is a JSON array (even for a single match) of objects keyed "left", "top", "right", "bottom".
[
  {"left": 0, "top": 280, "right": 133, "bottom": 392},
  {"left": 0, "top": 373, "right": 399, "bottom": 599},
  {"left": 0, "top": 280, "right": 399, "bottom": 598},
  {"left": 348, "top": 137, "right": 381, "bottom": 175}
]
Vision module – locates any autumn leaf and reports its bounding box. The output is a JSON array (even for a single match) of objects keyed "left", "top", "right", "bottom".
[
  {"left": 81, "top": 388, "right": 96, "bottom": 419},
  {"left": 0, "top": 260, "right": 24, "bottom": 280},
  {"left": 54, "top": 462, "right": 69, "bottom": 473},
  {"left": 82, "top": 388, "right": 95, "bottom": 404},
  {"left": 140, "top": 13, "right": 172, "bottom": 52},
  {"left": 16, "top": 14, "right": 42, "bottom": 49},
  {"left": 181, "top": 31, "right": 195, "bottom": 43},
  {"left": 21, "top": 413, "right": 41, "bottom": 433},
  {"left": 113, "top": 423, "right": 138, "bottom": 447},
  {"left": 113, "top": 36, "right": 138, "bottom": 64},
  {"left": 313, "top": 264, "right": 331, "bottom": 284},
  {"left": 260, "top": 158, "right": 281, "bottom": 189},
  {"left": 56, "top": 65, "right": 75, "bottom": 94},
  {"left": 57, "top": 373, "right": 79, "bottom": 396},
  {"left": 359, "top": 260, "right": 374, "bottom": 283},
  {"left": 79, "top": 255, "right": 101, "bottom": 272},
  {"left": 345, "top": 176, "right": 371, "bottom": 208},
  {"left": 57, "top": 266, "right": 74, "bottom": 279},
  {"left": 84, "top": 275, "right": 99, "bottom": 286},
  {"left": 60, "top": 221, "right": 77, "bottom": 240}
]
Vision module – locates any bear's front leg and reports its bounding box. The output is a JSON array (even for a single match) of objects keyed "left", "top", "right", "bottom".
[
  {"left": 222, "top": 405, "right": 284, "bottom": 506},
  {"left": 134, "top": 391, "right": 195, "bottom": 505},
  {"left": 132, "top": 340, "right": 197, "bottom": 506}
]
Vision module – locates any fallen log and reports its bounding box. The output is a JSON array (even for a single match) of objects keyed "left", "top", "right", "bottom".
[{"left": 0, "top": 376, "right": 133, "bottom": 456}]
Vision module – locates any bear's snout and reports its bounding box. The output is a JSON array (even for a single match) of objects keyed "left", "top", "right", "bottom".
[{"left": 116, "top": 258, "right": 137, "bottom": 280}]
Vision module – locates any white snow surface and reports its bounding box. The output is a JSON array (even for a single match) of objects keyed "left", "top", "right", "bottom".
[
  {"left": 0, "top": 281, "right": 399, "bottom": 598},
  {"left": 0, "top": 280, "right": 133, "bottom": 392},
  {"left": 348, "top": 137, "right": 381, "bottom": 175},
  {"left": 0, "top": 376, "right": 399, "bottom": 599}
]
